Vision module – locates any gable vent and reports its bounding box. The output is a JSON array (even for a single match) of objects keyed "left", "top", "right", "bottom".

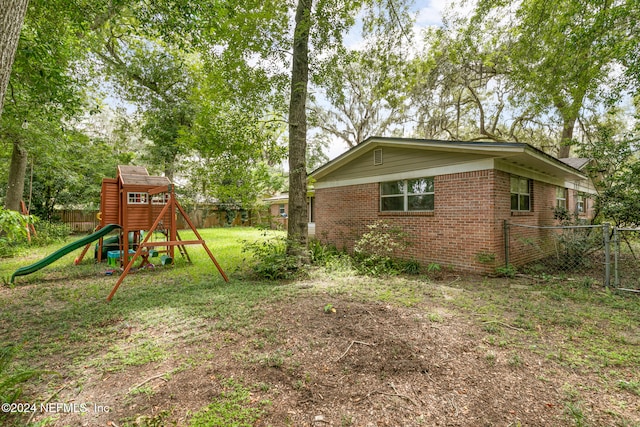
[{"left": 373, "top": 148, "right": 383, "bottom": 166}]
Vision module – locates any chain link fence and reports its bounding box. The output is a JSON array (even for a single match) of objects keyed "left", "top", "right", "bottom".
[
  {"left": 613, "top": 228, "right": 640, "bottom": 291},
  {"left": 505, "top": 222, "right": 640, "bottom": 292}
]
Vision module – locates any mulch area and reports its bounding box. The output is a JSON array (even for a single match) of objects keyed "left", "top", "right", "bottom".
[{"left": 19, "top": 287, "right": 639, "bottom": 426}]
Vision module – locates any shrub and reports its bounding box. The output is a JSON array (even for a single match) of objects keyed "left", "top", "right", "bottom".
[
  {"left": 31, "top": 221, "right": 71, "bottom": 247},
  {"left": 353, "top": 220, "right": 411, "bottom": 276},
  {"left": 308, "top": 238, "right": 339, "bottom": 265},
  {"left": 0, "top": 207, "right": 32, "bottom": 242},
  {"left": 496, "top": 264, "right": 517, "bottom": 278},
  {"left": 0, "top": 208, "right": 35, "bottom": 257},
  {"left": 398, "top": 259, "right": 421, "bottom": 275},
  {"left": 241, "top": 235, "right": 306, "bottom": 280},
  {"left": 552, "top": 209, "right": 601, "bottom": 269}
]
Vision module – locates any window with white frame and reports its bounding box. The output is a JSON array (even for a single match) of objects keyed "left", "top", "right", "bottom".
[
  {"left": 380, "top": 177, "right": 434, "bottom": 212},
  {"left": 510, "top": 176, "right": 531, "bottom": 211},
  {"left": 555, "top": 187, "right": 568, "bottom": 209},
  {"left": 127, "top": 192, "right": 149, "bottom": 205},
  {"left": 576, "top": 194, "right": 586, "bottom": 214},
  {"left": 151, "top": 193, "right": 170, "bottom": 205}
]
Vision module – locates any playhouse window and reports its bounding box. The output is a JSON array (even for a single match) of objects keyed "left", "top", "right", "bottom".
[
  {"left": 555, "top": 187, "right": 567, "bottom": 209},
  {"left": 127, "top": 192, "right": 149, "bottom": 205},
  {"left": 510, "top": 176, "right": 531, "bottom": 211},
  {"left": 380, "top": 177, "right": 434, "bottom": 212},
  {"left": 152, "top": 193, "right": 170, "bottom": 205}
]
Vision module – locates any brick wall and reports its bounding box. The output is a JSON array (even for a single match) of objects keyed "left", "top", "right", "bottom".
[
  {"left": 315, "top": 169, "right": 501, "bottom": 273},
  {"left": 494, "top": 170, "right": 564, "bottom": 267},
  {"left": 315, "top": 169, "right": 574, "bottom": 273},
  {"left": 267, "top": 202, "right": 288, "bottom": 230}
]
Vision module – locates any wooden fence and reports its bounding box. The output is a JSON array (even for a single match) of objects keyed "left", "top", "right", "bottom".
[
  {"left": 55, "top": 210, "right": 99, "bottom": 232},
  {"left": 56, "top": 206, "right": 277, "bottom": 232}
]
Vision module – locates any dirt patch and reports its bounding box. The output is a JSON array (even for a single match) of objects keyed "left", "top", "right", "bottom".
[{"left": 20, "top": 285, "right": 636, "bottom": 427}]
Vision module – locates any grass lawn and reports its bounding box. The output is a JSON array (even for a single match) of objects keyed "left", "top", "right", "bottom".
[{"left": 1, "top": 227, "right": 639, "bottom": 426}]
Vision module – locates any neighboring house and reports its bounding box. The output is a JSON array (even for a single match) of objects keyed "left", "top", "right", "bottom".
[
  {"left": 264, "top": 193, "right": 290, "bottom": 230},
  {"left": 309, "top": 137, "right": 596, "bottom": 273},
  {"left": 263, "top": 192, "right": 316, "bottom": 236}
]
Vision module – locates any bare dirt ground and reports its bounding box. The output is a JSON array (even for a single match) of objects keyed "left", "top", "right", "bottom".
[{"left": 19, "top": 277, "right": 638, "bottom": 427}]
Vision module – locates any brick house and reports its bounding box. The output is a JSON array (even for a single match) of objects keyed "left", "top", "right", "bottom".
[{"left": 309, "top": 137, "right": 596, "bottom": 273}]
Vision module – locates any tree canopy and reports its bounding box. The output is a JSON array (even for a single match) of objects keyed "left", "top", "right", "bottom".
[{"left": 1, "top": 0, "right": 639, "bottom": 241}]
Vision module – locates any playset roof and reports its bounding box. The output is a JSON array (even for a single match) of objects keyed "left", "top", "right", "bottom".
[{"left": 117, "top": 165, "right": 171, "bottom": 187}]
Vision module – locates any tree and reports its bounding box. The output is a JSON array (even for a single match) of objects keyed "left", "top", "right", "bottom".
[
  {"left": 0, "top": 0, "right": 29, "bottom": 119},
  {"left": 312, "top": 48, "right": 410, "bottom": 148},
  {"left": 471, "top": 0, "right": 628, "bottom": 157},
  {"left": 577, "top": 110, "right": 640, "bottom": 227},
  {"left": 26, "top": 129, "right": 126, "bottom": 220},
  {"left": 287, "top": 0, "right": 313, "bottom": 256},
  {"left": 93, "top": 31, "right": 197, "bottom": 181},
  {"left": 410, "top": 21, "right": 559, "bottom": 147},
  {"left": 90, "top": 1, "right": 290, "bottom": 207},
  {"left": 2, "top": 0, "right": 88, "bottom": 211},
  {"left": 287, "top": 0, "right": 412, "bottom": 254}
]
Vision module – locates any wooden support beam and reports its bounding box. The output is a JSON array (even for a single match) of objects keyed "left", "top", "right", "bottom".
[
  {"left": 106, "top": 186, "right": 228, "bottom": 301},
  {"left": 175, "top": 199, "right": 229, "bottom": 282},
  {"left": 141, "top": 240, "right": 205, "bottom": 247},
  {"left": 148, "top": 184, "right": 172, "bottom": 196}
]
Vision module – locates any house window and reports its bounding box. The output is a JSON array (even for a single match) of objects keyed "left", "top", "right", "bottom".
[
  {"left": 308, "top": 197, "right": 315, "bottom": 222},
  {"left": 576, "top": 194, "right": 585, "bottom": 214},
  {"left": 555, "top": 187, "right": 567, "bottom": 209},
  {"left": 510, "top": 176, "right": 531, "bottom": 211},
  {"left": 279, "top": 204, "right": 286, "bottom": 217},
  {"left": 380, "top": 177, "right": 434, "bottom": 212},
  {"left": 127, "top": 192, "right": 148, "bottom": 205}
]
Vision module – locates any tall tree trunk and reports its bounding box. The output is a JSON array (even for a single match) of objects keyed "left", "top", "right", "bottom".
[
  {"left": 287, "top": 0, "right": 312, "bottom": 258},
  {"left": 5, "top": 140, "right": 28, "bottom": 211},
  {"left": 558, "top": 115, "right": 576, "bottom": 158},
  {"left": 0, "top": 0, "right": 30, "bottom": 119}
]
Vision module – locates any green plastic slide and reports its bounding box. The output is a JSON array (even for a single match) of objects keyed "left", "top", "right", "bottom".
[{"left": 10, "top": 224, "right": 122, "bottom": 284}]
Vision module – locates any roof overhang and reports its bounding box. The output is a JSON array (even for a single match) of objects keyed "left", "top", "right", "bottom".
[{"left": 310, "top": 137, "right": 590, "bottom": 184}]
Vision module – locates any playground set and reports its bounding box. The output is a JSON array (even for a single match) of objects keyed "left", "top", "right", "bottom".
[{"left": 10, "top": 165, "right": 228, "bottom": 300}]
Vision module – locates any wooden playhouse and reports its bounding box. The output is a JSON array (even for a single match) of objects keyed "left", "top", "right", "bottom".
[{"left": 80, "top": 165, "right": 228, "bottom": 300}]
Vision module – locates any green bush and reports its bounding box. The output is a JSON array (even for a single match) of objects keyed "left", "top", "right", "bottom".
[
  {"left": 496, "top": 264, "right": 517, "bottom": 278},
  {"left": 0, "top": 212, "right": 70, "bottom": 257},
  {"left": 0, "top": 208, "right": 34, "bottom": 257},
  {"left": 241, "top": 235, "right": 305, "bottom": 280},
  {"left": 308, "top": 238, "right": 340, "bottom": 265},
  {"left": 0, "top": 207, "right": 32, "bottom": 242},
  {"left": 398, "top": 258, "right": 421, "bottom": 275},
  {"left": 31, "top": 221, "right": 71, "bottom": 247},
  {"left": 552, "top": 208, "right": 601, "bottom": 269},
  {"left": 353, "top": 220, "right": 411, "bottom": 276}
]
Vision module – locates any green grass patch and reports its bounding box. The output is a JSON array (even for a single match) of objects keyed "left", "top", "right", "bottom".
[
  {"left": 617, "top": 380, "right": 640, "bottom": 396},
  {"left": 439, "top": 277, "right": 640, "bottom": 374},
  {"left": 188, "top": 378, "right": 267, "bottom": 427},
  {"left": 1, "top": 227, "right": 639, "bottom": 426}
]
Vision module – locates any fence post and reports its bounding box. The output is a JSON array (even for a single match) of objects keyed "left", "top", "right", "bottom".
[
  {"left": 603, "top": 223, "right": 610, "bottom": 288},
  {"left": 503, "top": 220, "right": 510, "bottom": 268},
  {"left": 613, "top": 226, "right": 620, "bottom": 288}
]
